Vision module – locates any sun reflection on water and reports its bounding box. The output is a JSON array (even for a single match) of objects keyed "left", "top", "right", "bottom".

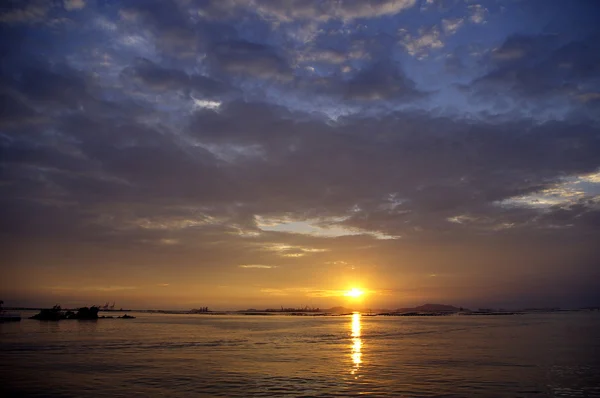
[{"left": 350, "top": 312, "right": 362, "bottom": 377}]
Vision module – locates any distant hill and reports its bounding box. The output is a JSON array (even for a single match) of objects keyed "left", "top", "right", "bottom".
[
  {"left": 319, "top": 304, "right": 465, "bottom": 314},
  {"left": 395, "top": 303, "right": 464, "bottom": 313},
  {"left": 234, "top": 304, "right": 465, "bottom": 314}
]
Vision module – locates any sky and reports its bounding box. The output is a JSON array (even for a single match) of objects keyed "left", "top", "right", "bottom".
[{"left": 1, "top": 0, "right": 600, "bottom": 310}]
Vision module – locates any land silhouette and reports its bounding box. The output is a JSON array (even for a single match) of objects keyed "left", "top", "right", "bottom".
[
  {"left": 30, "top": 305, "right": 136, "bottom": 320},
  {"left": 13, "top": 301, "right": 596, "bottom": 320}
]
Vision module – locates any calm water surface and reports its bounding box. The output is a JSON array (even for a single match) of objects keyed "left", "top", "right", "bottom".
[{"left": 1, "top": 312, "right": 599, "bottom": 397}]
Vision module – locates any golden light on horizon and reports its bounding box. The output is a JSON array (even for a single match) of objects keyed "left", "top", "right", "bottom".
[{"left": 344, "top": 288, "right": 365, "bottom": 298}]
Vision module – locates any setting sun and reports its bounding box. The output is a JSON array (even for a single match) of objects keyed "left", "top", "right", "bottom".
[{"left": 344, "top": 288, "right": 365, "bottom": 298}]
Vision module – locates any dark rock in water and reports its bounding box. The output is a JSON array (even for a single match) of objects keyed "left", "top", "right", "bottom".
[
  {"left": 73, "top": 306, "right": 99, "bottom": 320},
  {"left": 30, "top": 305, "right": 65, "bottom": 321},
  {"left": 118, "top": 314, "right": 135, "bottom": 319},
  {"left": 31, "top": 305, "right": 100, "bottom": 320}
]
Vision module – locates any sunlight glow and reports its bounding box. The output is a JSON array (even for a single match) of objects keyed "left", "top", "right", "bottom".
[{"left": 345, "top": 288, "right": 364, "bottom": 298}]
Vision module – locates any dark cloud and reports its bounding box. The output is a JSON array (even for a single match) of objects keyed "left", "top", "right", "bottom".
[
  {"left": 296, "top": 59, "right": 423, "bottom": 102},
  {"left": 444, "top": 54, "right": 465, "bottom": 75},
  {"left": 121, "top": 57, "right": 232, "bottom": 97},
  {"left": 0, "top": 0, "right": 51, "bottom": 25},
  {"left": 209, "top": 40, "right": 293, "bottom": 80},
  {"left": 0, "top": 93, "right": 39, "bottom": 128},
  {"left": 117, "top": 0, "right": 242, "bottom": 61},
  {"left": 342, "top": 61, "right": 421, "bottom": 101},
  {"left": 490, "top": 34, "right": 556, "bottom": 61},
  {"left": 470, "top": 33, "right": 600, "bottom": 101},
  {"left": 119, "top": 0, "right": 200, "bottom": 56},
  {"left": 17, "top": 64, "right": 92, "bottom": 108},
  {"left": 121, "top": 58, "right": 192, "bottom": 91},
  {"left": 185, "top": 102, "right": 600, "bottom": 235},
  {"left": 4, "top": 93, "right": 599, "bottom": 246}
]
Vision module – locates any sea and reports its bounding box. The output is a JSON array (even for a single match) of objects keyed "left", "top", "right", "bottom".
[{"left": 1, "top": 311, "right": 599, "bottom": 397}]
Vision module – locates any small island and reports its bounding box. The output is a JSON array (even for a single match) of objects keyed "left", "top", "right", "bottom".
[{"left": 30, "top": 305, "right": 136, "bottom": 321}]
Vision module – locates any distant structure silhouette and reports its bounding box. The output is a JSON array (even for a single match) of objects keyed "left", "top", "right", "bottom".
[{"left": 265, "top": 306, "right": 320, "bottom": 312}]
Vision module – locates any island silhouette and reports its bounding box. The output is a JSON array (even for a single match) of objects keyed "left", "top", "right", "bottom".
[{"left": 30, "top": 305, "right": 136, "bottom": 320}]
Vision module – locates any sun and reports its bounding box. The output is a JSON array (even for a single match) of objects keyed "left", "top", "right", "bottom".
[{"left": 344, "top": 288, "right": 365, "bottom": 298}]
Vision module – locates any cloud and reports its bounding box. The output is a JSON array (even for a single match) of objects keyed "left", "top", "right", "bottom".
[
  {"left": 468, "top": 4, "right": 488, "bottom": 24},
  {"left": 259, "top": 287, "right": 378, "bottom": 298},
  {"left": 193, "top": 98, "right": 222, "bottom": 110},
  {"left": 9, "top": 91, "right": 599, "bottom": 243},
  {"left": 92, "top": 286, "right": 137, "bottom": 291},
  {"left": 297, "top": 49, "right": 350, "bottom": 64},
  {"left": 580, "top": 171, "right": 600, "bottom": 184},
  {"left": 259, "top": 287, "right": 338, "bottom": 298},
  {"left": 239, "top": 264, "right": 277, "bottom": 269},
  {"left": 3, "top": 79, "right": 600, "bottom": 252},
  {"left": 0, "top": 94, "right": 41, "bottom": 128},
  {"left": 468, "top": 34, "right": 600, "bottom": 107},
  {"left": 576, "top": 92, "right": 600, "bottom": 103},
  {"left": 158, "top": 238, "right": 179, "bottom": 245},
  {"left": 231, "top": 0, "right": 417, "bottom": 23},
  {"left": 342, "top": 61, "right": 422, "bottom": 100},
  {"left": 257, "top": 214, "right": 398, "bottom": 239},
  {"left": 48, "top": 285, "right": 138, "bottom": 292},
  {"left": 63, "top": 0, "right": 85, "bottom": 11},
  {"left": 197, "top": 40, "right": 292, "bottom": 81},
  {"left": 490, "top": 34, "right": 556, "bottom": 61},
  {"left": 400, "top": 26, "right": 444, "bottom": 58},
  {"left": 117, "top": 0, "right": 211, "bottom": 57},
  {"left": 259, "top": 288, "right": 288, "bottom": 296},
  {"left": 121, "top": 58, "right": 191, "bottom": 91},
  {"left": 497, "top": 171, "right": 600, "bottom": 210},
  {"left": 2, "top": 62, "right": 100, "bottom": 114},
  {"left": 442, "top": 18, "right": 464, "bottom": 35},
  {"left": 121, "top": 57, "right": 231, "bottom": 97},
  {"left": 0, "top": 1, "right": 51, "bottom": 24},
  {"left": 261, "top": 243, "right": 328, "bottom": 258}
]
